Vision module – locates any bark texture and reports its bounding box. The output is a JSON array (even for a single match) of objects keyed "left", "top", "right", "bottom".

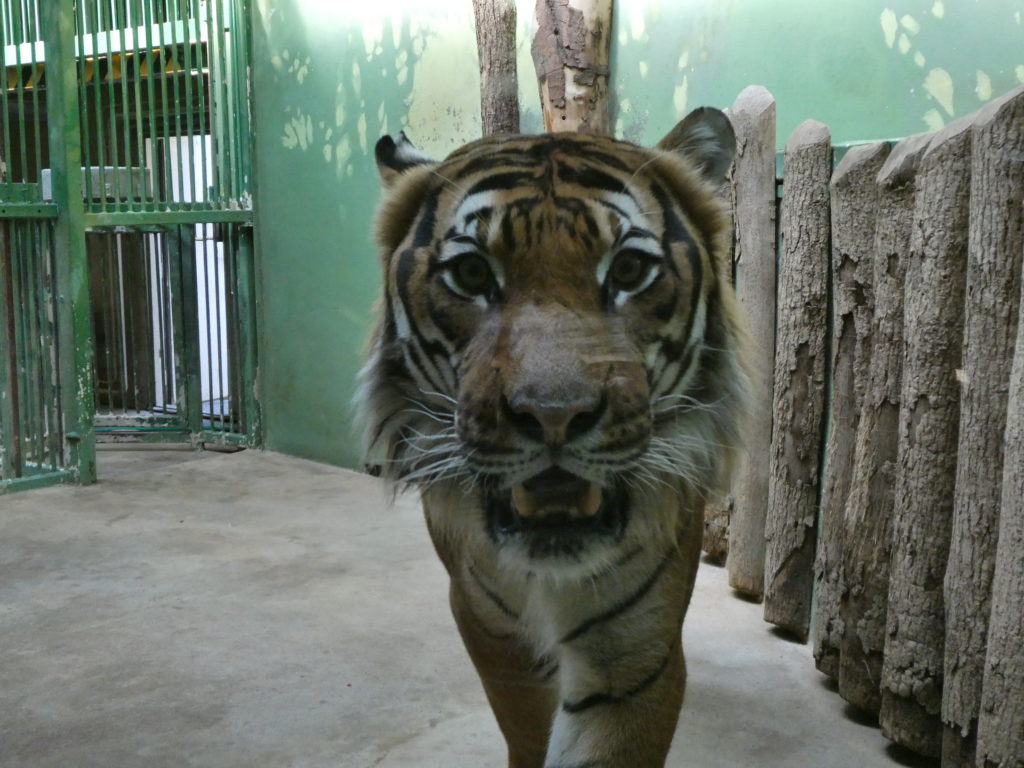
[
  {"left": 838, "top": 132, "right": 930, "bottom": 715},
  {"left": 978, "top": 220, "right": 1024, "bottom": 766},
  {"left": 763, "top": 119, "right": 831, "bottom": 641},
  {"left": 878, "top": 117, "right": 973, "bottom": 758},
  {"left": 943, "top": 85, "right": 1024, "bottom": 767},
  {"left": 726, "top": 85, "right": 777, "bottom": 601},
  {"left": 811, "top": 142, "right": 888, "bottom": 678},
  {"left": 531, "top": 0, "right": 612, "bottom": 134},
  {"left": 473, "top": 0, "right": 520, "bottom": 136},
  {"left": 703, "top": 494, "right": 732, "bottom": 564}
]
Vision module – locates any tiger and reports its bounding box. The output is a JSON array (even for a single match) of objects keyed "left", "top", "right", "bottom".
[{"left": 355, "top": 106, "right": 749, "bottom": 768}]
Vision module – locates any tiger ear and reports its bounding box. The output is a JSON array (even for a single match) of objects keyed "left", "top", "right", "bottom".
[
  {"left": 374, "top": 132, "right": 436, "bottom": 188},
  {"left": 656, "top": 107, "right": 736, "bottom": 184}
]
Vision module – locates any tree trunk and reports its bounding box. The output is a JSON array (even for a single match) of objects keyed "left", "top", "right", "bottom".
[
  {"left": 837, "top": 132, "right": 931, "bottom": 715},
  {"left": 531, "top": 0, "right": 612, "bottom": 135},
  {"left": 977, "top": 214, "right": 1024, "bottom": 766},
  {"left": 811, "top": 141, "right": 888, "bottom": 678},
  {"left": 473, "top": 0, "right": 520, "bottom": 136},
  {"left": 878, "top": 116, "right": 973, "bottom": 759},
  {"left": 726, "top": 85, "right": 777, "bottom": 601},
  {"left": 703, "top": 494, "right": 731, "bottom": 564},
  {"left": 943, "top": 84, "right": 1024, "bottom": 768},
  {"left": 762, "top": 119, "right": 831, "bottom": 641}
]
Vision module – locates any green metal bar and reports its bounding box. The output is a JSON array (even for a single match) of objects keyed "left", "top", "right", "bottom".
[
  {"left": 166, "top": 1, "right": 187, "bottom": 208},
  {"left": 0, "top": 204, "right": 58, "bottom": 218},
  {"left": 85, "top": 208, "right": 251, "bottom": 226},
  {"left": 11, "top": 0, "right": 30, "bottom": 183},
  {"left": 29, "top": 2, "right": 44, "bottom": 186},
  {"left": 178, "top": 2, "right": 198, "bottom": 207},
  {"left": 199, "top": 428, "right": 247, "bottom": 447},
  {"left": 140, "top": 0, "right": 157, "bottom": 213},
  {"left": 0, "top": 220, "right": 18, "bottom": 482},
  {"left": 75, "top": 0, "right": 94, "bottom": 203},
  {"left": 41, "top": 222, "right": 62, "bottom": 470},
  {"left": 169, "top": 224, "right": 202, "bottom": 440},
  {"left": 204, "top": 0, "right": 224, "bottom": 204},
  {"left": 200, "top": 226, "right": 215, "bottom": 429},
  {"left": 116, "top": 1, "right": 136, "bottom": 205},
  {"left": 128, "top": 0, "right": 145, "bottom": 205},
  {"left": 193, "top": 0, "right": 211, "bottom": 203},
  {"left": 0, "top": 7, "right": 14, "bottom": 186},
  {"left": 153, "top": 0, "right": 174, "bottom": 205},
  {"left": 102, "top": 1, "right": 122, "bottom": 209},
  {"left": 234, "top": 224, "right": 259, "bottom": 444},
  {"left": 0, "top": 469, "right": 75, "bottom": 494},
  {"left": 41, "top": 0, "right": 96, "bottom": 485}
]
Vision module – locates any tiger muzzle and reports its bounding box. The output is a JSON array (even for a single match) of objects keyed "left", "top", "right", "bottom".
[{"left": 485, "top": 467, "right": 630, "bottom": 559}]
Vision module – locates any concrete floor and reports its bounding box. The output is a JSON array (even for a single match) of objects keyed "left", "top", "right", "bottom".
[{"left": 0, "top": 448, "right": 937, "bottom": 768}]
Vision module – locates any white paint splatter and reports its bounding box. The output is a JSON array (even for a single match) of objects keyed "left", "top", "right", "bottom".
[
  {"left": 923, "top": 108, "right": 944, "bottom": 131},
  {"left": 924, "top": 68, "right": 955, "bottom": 115},
  {"left": 932, "top": 1, "right": 944, "bottom": 18},
  {"left": 914, "top": 51, "right": 926, "bottom": 67},
  {"left": 900, "top": 14, "right": 920, "bottom": 34},
  {"left": 898, "top": 33, "right": 911, "bottom": 54},
  {"left": 976, "top": 70, "right": 993, "bottom": 100},
  {"left": 639, "top": 61, "right": 649, "bottom": 78},
  {"left": 673, "top": 77, "right": 688, "bottom": 118},
  {"left": 881, "top": 9, "right": 898, "bottom": 48}
]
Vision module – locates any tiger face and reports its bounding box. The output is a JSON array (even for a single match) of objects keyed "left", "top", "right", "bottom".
[{"left": 357, "top": 108, "right": 748, "bottom": 577}]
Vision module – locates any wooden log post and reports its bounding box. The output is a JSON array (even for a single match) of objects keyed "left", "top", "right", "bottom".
[
  {"left": 762, "top": 120, "right": 831, "bottom": 640},
  {"left": 473, "top": 0, "right": 520, "bottom": 136},
  {"left": 702, "top": 494, "right": 732, "bottom": 564},
  {"left": 878, "top": 116, "right": 973, "bottom": 758},
  {"left": 531, "top": 0, "right": 613, "bottom": 135},
  {"left": 943, "top": 84, "right": 1024, "bottom": 768},
  {"left": 726, "top": 85, "right": 777, "bottom": 601},
  {"left": 838, "top": 132, "right": 931, "bottom": 714},
  {"left": 811, "top": 142, "right": 888, "bottom": 677},
  {"left": 977, "top": 206, "right": 1024, "bottom": 766}
]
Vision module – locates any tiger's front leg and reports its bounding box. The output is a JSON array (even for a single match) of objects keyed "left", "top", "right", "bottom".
[
  {"left": 449, "top": 577, "right": 558, "bottom": 768},
  {"left": 540, "top": 538, "right": 698, "bottom": 768}
]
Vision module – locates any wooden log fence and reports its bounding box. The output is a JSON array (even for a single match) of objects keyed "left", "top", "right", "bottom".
[
  {"left": 727, "top": 84, "right": 777, "bottom": 601},
  {"left": 717, "top": 83, "right": 1024, "bottom": 764},
  {"left": 879, "top": 115, "right": 973, "bottom": 759},
  {"left": 811, "top": 140, "right": 887, "bottom": 677},
  {"left": 838, "top": 131, "right": 931, "bottom": 714},
  {"left": 762, "top": 119, "right": 830, "bottom": 641}
]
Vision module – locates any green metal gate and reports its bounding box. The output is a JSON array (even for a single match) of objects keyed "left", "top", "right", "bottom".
[{"left": 1, "top": 0, "right": 258, "bottom": 493}]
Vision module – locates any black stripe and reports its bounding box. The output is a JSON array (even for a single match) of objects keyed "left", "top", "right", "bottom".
[
  {"left": 411, "top": 191, "right": 439, "bottom": 249},
  {"left": 591, "top": 195, "right": 634, "bottom": 222},
  {"left": 467, "top": 562, "right": 519, "bottom": 619},
  {"left": 556, "top": 163, "right": 629, "bottom": 195},
  {"left": 466, "top": 171, "right": 535, "bottom": 196},
  {"left": 561, "top": 553, "right": 672, "bottom": 644},
  {"left": 562, "top": 650, "right": 673, "bottom": 715},
  {"left": 461, "top": 596, "right": 517, "bottom": 641},
  {"left": 546, "top": 762, "right": 604, "bottom": 768},
  {"left": 395, "top": 249, "right": 449, "bottom": 393}
]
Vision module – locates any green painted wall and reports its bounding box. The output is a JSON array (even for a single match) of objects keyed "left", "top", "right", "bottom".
[{"left": 251, "top": 0, "right": 1024, "bottom": 468}]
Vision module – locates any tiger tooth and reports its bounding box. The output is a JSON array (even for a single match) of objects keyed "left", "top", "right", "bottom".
[
  {"left": 581, "top": 483, "right": 603, "bottom": 517},
  {"left": 511, "top": 485, "right": 537, "bottom": 518}
]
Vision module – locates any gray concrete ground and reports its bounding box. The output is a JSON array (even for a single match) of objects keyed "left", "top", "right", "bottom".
[{"left": 0, "top": 449, "right": 935, "bottom": 767}]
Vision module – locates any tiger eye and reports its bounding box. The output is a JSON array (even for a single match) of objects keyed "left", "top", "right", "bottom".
[
  {"left": 608, "top": 251, "right": 649, "bottom": 291},
  {"left": 452, "top": 253, "right": 494, "bottom": 296}
]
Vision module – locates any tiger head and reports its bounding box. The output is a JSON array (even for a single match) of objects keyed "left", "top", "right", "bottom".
[{"left": 357, "top": 108, "right": 749, "bottom": 577}]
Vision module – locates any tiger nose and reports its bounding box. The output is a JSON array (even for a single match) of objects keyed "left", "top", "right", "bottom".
[{"left": 502, "top": 394, "right": 605, "bottom": 447}]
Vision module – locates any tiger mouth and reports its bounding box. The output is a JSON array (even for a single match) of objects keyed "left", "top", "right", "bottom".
[{"left": 484, "top": 467, "right": 630, "bottom": 559}]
